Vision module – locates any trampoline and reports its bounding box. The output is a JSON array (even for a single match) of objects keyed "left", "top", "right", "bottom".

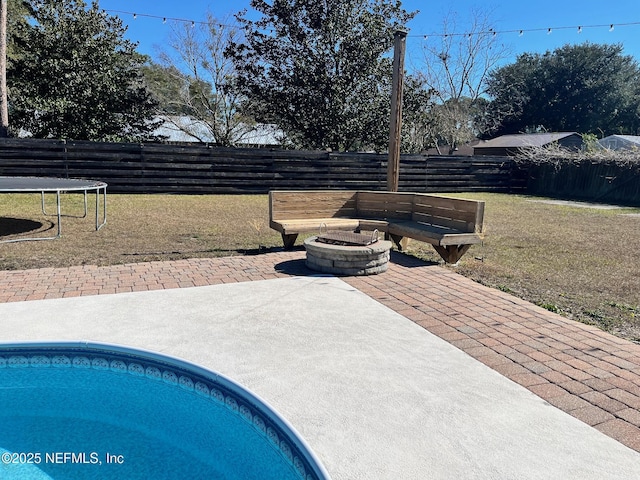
[{"left": 0, "top": 176, "right": 107, "bottom": 242}]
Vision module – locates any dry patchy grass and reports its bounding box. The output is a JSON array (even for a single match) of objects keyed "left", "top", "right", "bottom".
[
  {"left": 0, "top": 193, "right": 282, "bottom": 269},
  {"left": 405, "top": 193, "right": 640, "bottom": 342},
  {"left": 2, "top": 191, "right": 639, "bottom": 342}
]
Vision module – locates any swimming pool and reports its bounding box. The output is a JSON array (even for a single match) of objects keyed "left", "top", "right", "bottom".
[{"left": 0, "top": 342, "right": 330, "bottom": 480}]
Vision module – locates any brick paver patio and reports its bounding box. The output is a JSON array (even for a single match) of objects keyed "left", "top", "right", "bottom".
[{"left": 1, "top": 250, "right": 638, "bottom": 452}]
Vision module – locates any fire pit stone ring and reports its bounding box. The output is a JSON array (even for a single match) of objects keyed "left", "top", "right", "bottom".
[{"left": 304, "top": 235, "right": 392, "bottom": 276}]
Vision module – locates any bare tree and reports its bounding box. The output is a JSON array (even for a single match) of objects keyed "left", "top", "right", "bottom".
[
  {"left": 156, "top": 14, "right": 255, "bottom": 146},
  {"left": 417, "top": 8, "right": 511, "bottom": 152}
]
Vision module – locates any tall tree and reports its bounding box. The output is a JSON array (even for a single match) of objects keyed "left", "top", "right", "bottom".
[
  {"left": 150, "top": 15, "right": 256, "bottom": 146},
  {"left": 418, "top": 8, "right": 510, "bottom": 152},
  {"left": 9, "top": 0, "right": 159, "bottom": 141},
  {"left": 141, "top": 62, "right": 188, "bottom": 116},
  {"left": 228, "top": 0, "right": 415, "bottom": 151},
  {"left": 0, "top": 0, "right": 30, "bottom": 137},
  {"left": 399, "top": 75, "right": 436, "bottom": 153},
  {"left": 487, "top": 43, "right": 640, "bottom": 136},
  {"left": 0, "top": 0, "right": 8, "bottom": 137}
]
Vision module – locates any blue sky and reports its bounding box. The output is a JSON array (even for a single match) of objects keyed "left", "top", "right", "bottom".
[{"left": 99, "top": 0, "right": 640, "bottom": 69}]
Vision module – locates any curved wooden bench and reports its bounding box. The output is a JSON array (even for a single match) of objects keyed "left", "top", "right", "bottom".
[{"left": 269, "top": 190, "right": 485, "bottom": 264}]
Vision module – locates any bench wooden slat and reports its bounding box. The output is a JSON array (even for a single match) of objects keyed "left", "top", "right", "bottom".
[
  {"left": 357, "top": 191, "right": 414, "bottom": 204},
  {"left": 389, "top": 221, "right": 483, "bottom": 246},
  {"left": 356, "top": 191, "right": 413, "bottom": 220},
  {"left": 270, "top": 191, "right": 357, "bottom": 220},
  {"left": 274, "top": 205, "right": 357, "bottom": 218},
  {"left": 357, "top": 206, "right": 412, "bottom": 220},
  {"left": 413, "top": 194, "right": 479, "bottom": 210},
  {"left": 439, "top": 233, "right": 483, "bottom": 246},
  {"left": 277, "top": 218, "right": 360, "bottom": 234},
  {"left": 413, "top": 195, "right": 484, "bottom": 233},
  {"left": 356, "top": 219, "right": 391, "bottom": 232},
  {"left": 411, "top": 210, "right": 476, "bottom": 233},
  {"left": 413, "top": 202, "right": 480, "bottom": 222}
]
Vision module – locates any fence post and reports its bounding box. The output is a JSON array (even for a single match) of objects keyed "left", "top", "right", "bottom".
[{"left": 62, "top": 139, "right": 69, "bottom": 178}]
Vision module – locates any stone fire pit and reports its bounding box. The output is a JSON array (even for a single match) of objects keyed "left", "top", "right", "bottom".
[{"left": 304, "top": 232, "right": 392, "bottom": 276}]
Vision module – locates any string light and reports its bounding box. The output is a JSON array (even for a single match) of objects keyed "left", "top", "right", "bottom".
[
  {"left": 101, "top": 8, "right": 638, "bottom": 40},
  {"left": 413, "top": 21, "right": 639, "bottom": 39},
  {"left": 102, "top": 9, "right": 238, "bottom": 29}
]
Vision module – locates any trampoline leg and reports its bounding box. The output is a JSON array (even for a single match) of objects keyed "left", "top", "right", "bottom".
[
  {"left": 95, "top": 186, "right": 107, "bottom": 230},
  {"left": 42, "top": 190, "right": 88, "bottom": 219},
  {"left": 40, "top": 189, "right": 63, "bottom": 237},
  {"left": 56, "top": 190, "right": 61, "bottom": 238}
]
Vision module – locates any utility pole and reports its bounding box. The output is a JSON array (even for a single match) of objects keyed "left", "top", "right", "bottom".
[
  {"left": 387, "top": 29, "right": 407, "bottom": 192},
  {"left": 0, "top": 0, "right": 8, "bottom": 137}
]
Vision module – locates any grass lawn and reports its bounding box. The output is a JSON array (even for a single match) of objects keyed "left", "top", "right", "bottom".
[{"left": 1, "top": 191, "right": 639, "bottom": 343}]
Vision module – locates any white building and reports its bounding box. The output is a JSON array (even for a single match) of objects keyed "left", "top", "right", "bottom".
[
  {"left": 153, "top": 115, "right": 283, "bottom": 147},
  {"left": 598, "top": 135, "right": 640, "bottom": 151}
]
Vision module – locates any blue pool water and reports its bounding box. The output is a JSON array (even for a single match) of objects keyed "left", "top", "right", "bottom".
[{"left": 0, "top": 343, "right": 329, "bottom": 480}]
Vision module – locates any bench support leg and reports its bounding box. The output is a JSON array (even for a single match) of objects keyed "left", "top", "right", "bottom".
[
  {"left": 434, "top": 245, "right": 471, "bottom": 265},
  {"left": 281, "top": 233, "right": 299, "bottom": 250},
  {"left": 389, "top": 234, "right": 410, "bottom": 251}
]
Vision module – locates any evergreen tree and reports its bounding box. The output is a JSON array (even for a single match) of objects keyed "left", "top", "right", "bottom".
[
  {"left": 487, "top": 43, "right": 640, "bottom": 136},
  {"left": 9, "top": 0, "right": 159, "bottom": 141},
  {"left": 227, "top": 0, "right": 415, "bottom": 151}
]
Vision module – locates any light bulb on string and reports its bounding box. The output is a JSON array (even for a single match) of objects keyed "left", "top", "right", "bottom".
[{"left": 100, "top": 8, "right": 640, "bottom": 40}]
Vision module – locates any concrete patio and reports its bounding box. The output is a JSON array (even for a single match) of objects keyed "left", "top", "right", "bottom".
[{"left": 0, "top": 250, "right": 638, "bottom": 479}]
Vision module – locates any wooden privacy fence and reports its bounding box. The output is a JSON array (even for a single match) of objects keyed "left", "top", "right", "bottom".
[
  {"left": 0, "top": 138, "right": 524, "bottom": 194},
  {"left": 526, "top": 160, "right": 640, "bottom": 206}
]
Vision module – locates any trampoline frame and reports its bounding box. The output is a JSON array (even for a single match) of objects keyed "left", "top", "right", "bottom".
[{"left": 0, "top": 176, "right": 107, "bottom": 243}]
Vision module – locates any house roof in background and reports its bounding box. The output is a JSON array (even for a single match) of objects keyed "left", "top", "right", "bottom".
[
  {"left": 598, "top": 135, "right": 640, "bottom": 149},
  {"left": 476, "top": 132, "right": 579, "bottom": 149},
  {"left": 153, "top": 116, "right": 213, "bottom": 143},
  {"left": 153, "top": 116, "right": 282, "bottom": 146}
]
